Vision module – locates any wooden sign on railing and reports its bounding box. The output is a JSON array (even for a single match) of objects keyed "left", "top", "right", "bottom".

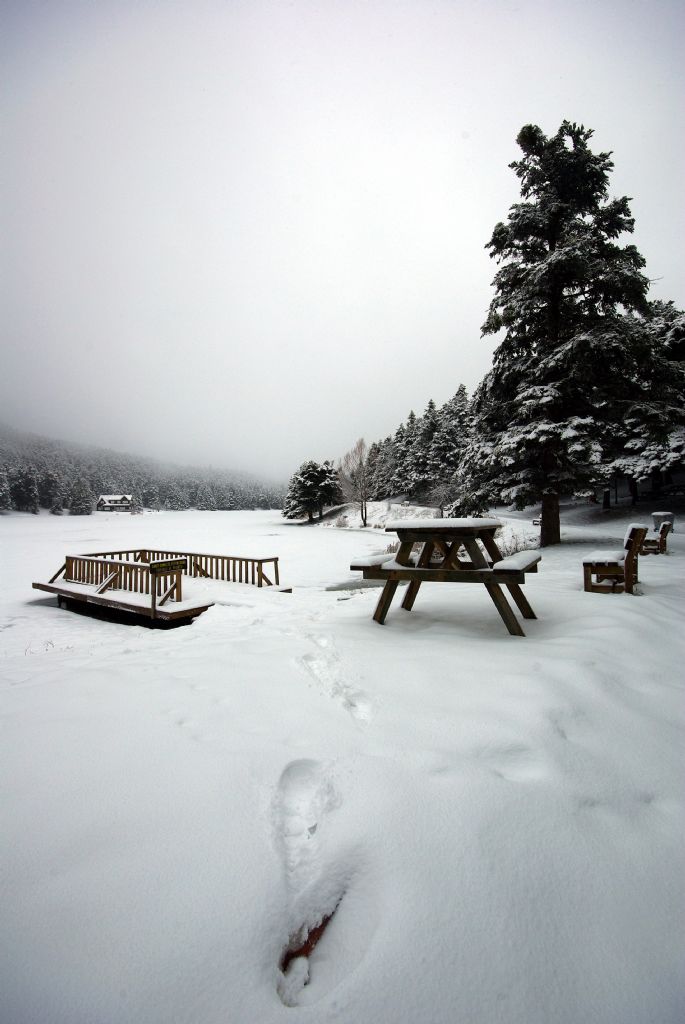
[{"left": 149, "top": 558, "right": 187, "bottom": 576}]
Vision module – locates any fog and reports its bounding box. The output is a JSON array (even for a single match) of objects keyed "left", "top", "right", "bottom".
[{"left": 2, "top": 0, "right": 683, "bottom": 481}]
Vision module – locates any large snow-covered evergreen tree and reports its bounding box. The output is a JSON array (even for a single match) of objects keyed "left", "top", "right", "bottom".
[
  {"left": 464, "top": 120, "right": 671, "bottom": 545},
  {"left": 282, "top": 460, "right": 342, "bottom": 522}
]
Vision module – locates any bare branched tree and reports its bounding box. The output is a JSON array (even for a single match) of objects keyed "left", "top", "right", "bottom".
[{"left": 339, "top": 438, "right": 370, "bottom": 527}]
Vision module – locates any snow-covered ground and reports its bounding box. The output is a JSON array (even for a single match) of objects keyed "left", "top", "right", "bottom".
[{"left": 1, "top": 507, "right": 683, "bottom": 1024}]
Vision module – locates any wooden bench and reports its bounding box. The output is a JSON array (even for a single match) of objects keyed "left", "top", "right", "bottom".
[
  {"left": 640, "top": 521, "right": 672, "bottom": 555},
  {"left": 582, "top": 524, "right": 647, "bottom": 595}
]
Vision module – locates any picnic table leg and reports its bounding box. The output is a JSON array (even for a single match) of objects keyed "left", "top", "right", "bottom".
[
  {"left": 401, "top": 541, "right": 435, "bottom": 611},
  {"left": 484, "top": 583, "right": 526, "bottom": 636},
  {"left": 479, "top": 532, "right": 537, "bottom": 621},
  {"left": 505, "top": 582, "right": 537, "bottom": 620},
  {"left": 373, "top": 581, "right": 401, "bottom": 624},
  {"left": 462, "top": 537, "right": 526, "bottom": 637},
  {"left": 373, "top": 541, "right": 414, "bottom": 625}
]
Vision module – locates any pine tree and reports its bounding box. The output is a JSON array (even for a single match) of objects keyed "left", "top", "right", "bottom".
[
  {"left": 195, "top": 483, "right": 217, "bottom": 510},
  {"left": 38, "top": 469, "right": 65, "bottom": 510},
  {"left": 11, "top": 466, "right": 40, "bottom": 513},
  {"left": 0, "top": 470, "right": 11, "bottom": 511},
  {"left": 70, "top": 477, "right": 94, "bottom": 515},
  {"left": 390, "top": 416, "right": 418, "bottom": 495},
  {"left": 142, "top": 482, "right": 160, "bottom": 509},
  {"left": 282, "top": 460, "right": 342, "bottom": 521},
  {"left": 468, "top": 120, "right": 661, "bottom": 545},
  {"left": 164, "top": 483, "right": 188, "bottom": 510},
  {"left": 427, "top": 386, "right": 470, "bottom": 491},
  {"left": 214, "top": 484, "right": 236, "bottom": 511},
  {"left": 607, "top": 301, "right": 685, "bottom": 487},
  {"left": 318, "top": 461, "right": 343, "bottom": 514},
  {"left": 408, "top": 399, "right": 440, "bottom": 498}
]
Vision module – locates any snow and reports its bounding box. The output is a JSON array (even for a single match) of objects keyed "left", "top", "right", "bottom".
[
  {"left": 490, "top": 551, "right": 541, "bottom": 571},
  {"left": 582, "top": 548, "right": 626, "bottom": 565},
  {"left": 384, "top": 516, "right": 503, "bottom": 530},
  {"left": 2, "top": 508, "right": 684, "bottom": 1024}
]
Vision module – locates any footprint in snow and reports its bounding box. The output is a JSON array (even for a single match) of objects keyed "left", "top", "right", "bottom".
[
  {"left": 273, "top": 759, "right": 354, "bottom": 1007},
  {"left": 298, "top": 635, "right": 371, "bottom": 723},
  {"left": 274, "top": 759, "right": 340, "bottom": 893}
]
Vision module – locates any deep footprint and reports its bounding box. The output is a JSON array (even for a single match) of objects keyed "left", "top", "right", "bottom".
[{"left": 274, "top": 760, "right": 348, "bottom": 1006}]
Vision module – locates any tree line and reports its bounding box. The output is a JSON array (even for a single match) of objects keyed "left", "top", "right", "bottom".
[
  {"left": 284, "top": 121, "right": 685, "bottom": 544},
  {"left": 0, "top": 425, "right": 284, "bottom": 515}
]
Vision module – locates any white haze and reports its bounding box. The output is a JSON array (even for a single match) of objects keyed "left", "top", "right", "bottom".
[{"left": 2, "top": 0, "right": 684, "bottom": 480}]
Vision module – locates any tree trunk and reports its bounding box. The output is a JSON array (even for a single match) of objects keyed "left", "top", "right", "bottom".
[
  {"left": 307, "top": 510, "right": 313, "bottom": 522},
  {"left": 540, "top": 492, "right": 560, "bottom": 547}
]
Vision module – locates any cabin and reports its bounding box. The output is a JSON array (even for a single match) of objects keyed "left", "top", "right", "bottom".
[{"left": 97, "top": 494, "right": 133, "bottom": 512}]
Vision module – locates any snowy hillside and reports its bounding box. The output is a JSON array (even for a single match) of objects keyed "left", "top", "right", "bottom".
[{"left": 1, "top": 508, "right": 683, "bottom": 1023}]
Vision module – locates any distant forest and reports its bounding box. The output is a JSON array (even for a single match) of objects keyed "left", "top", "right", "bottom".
[{"left": 0, "top": 424, "right": 285, "bottom": 514}]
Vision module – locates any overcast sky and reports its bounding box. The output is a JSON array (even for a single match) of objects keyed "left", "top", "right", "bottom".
[{"left": 2, "top": 0, "right": 684, "bottom": 481}]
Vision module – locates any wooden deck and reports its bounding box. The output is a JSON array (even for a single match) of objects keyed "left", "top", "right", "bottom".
[
  {"left": 33, "top": 546, "right": 287, "bottom": 625},
  {"left": 32, "top": 580, "right": 212, "bottom": 622}
]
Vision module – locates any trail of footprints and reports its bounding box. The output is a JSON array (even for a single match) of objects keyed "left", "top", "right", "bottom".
[{"left": 298, "top": 634, "right": 371, "bottom": 723}]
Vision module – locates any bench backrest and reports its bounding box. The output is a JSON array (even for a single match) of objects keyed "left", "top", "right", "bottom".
[
  {"left": 623, "top": 523, "right": 648, "bottom": 551},
  {"left": 623, "top": 525, "right": 648, "bottom": 583}
]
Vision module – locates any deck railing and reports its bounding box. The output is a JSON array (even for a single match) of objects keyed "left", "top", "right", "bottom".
[
  {"left": 81, "top": 549, "right": 280, "bottom": 587},
  {"left": 65, "top": 556, "right": 181, "bottom": 598}
]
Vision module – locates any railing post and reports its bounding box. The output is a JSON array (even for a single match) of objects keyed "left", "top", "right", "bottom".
[
  {"left": 274, "top": 558, "right": 280, "bottom": 586},
  {"left": 258, "top": 562, "right": 263, "bottom": 588},
  {"left": 176, "top": 570, "right": 182, "bottom": 602}
]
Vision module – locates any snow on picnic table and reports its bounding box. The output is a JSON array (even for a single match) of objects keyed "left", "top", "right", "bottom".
[{"left": 1, "top": 508, "right": 684, "bottom": 1024}]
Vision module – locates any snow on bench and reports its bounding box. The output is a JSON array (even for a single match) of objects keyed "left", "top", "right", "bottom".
[
  {"left": 582, "top": 548, "right": 626, "bottom": 566},
  {"left": 349, "top": 552, "right": 417, "bottom": 571},
  {"left": 490, "top": 551, "right": 541, "bottom": 573},
  {"left": 582, "top": 523, "right": 648, "bottom": 566}
]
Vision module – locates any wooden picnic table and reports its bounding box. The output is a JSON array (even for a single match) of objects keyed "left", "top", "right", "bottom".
[{"left": 350, "top": 518, "right": 541, "bottom": 636}]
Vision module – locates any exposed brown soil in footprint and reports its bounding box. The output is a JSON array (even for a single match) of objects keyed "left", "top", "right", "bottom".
[{"left": 280, "top": 901, "right": 340, "bottom": 975}]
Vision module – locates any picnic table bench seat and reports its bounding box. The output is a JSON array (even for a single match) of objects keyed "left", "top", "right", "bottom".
[
  {"left": 490, "top": 551, "right": 541, "bottom": 573},
  {"left": 349, "top": 552, "right": 417, "bottom": 571}
]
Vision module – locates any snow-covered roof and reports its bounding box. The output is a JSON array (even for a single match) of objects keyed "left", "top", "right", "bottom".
[{"left": 98, "top": 494, "right": 133, "bottom": 502}]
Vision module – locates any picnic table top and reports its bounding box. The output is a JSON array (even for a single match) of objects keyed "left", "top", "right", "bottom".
[{"left": 384, "top": 517, "right": 503, "bottom": 533}]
